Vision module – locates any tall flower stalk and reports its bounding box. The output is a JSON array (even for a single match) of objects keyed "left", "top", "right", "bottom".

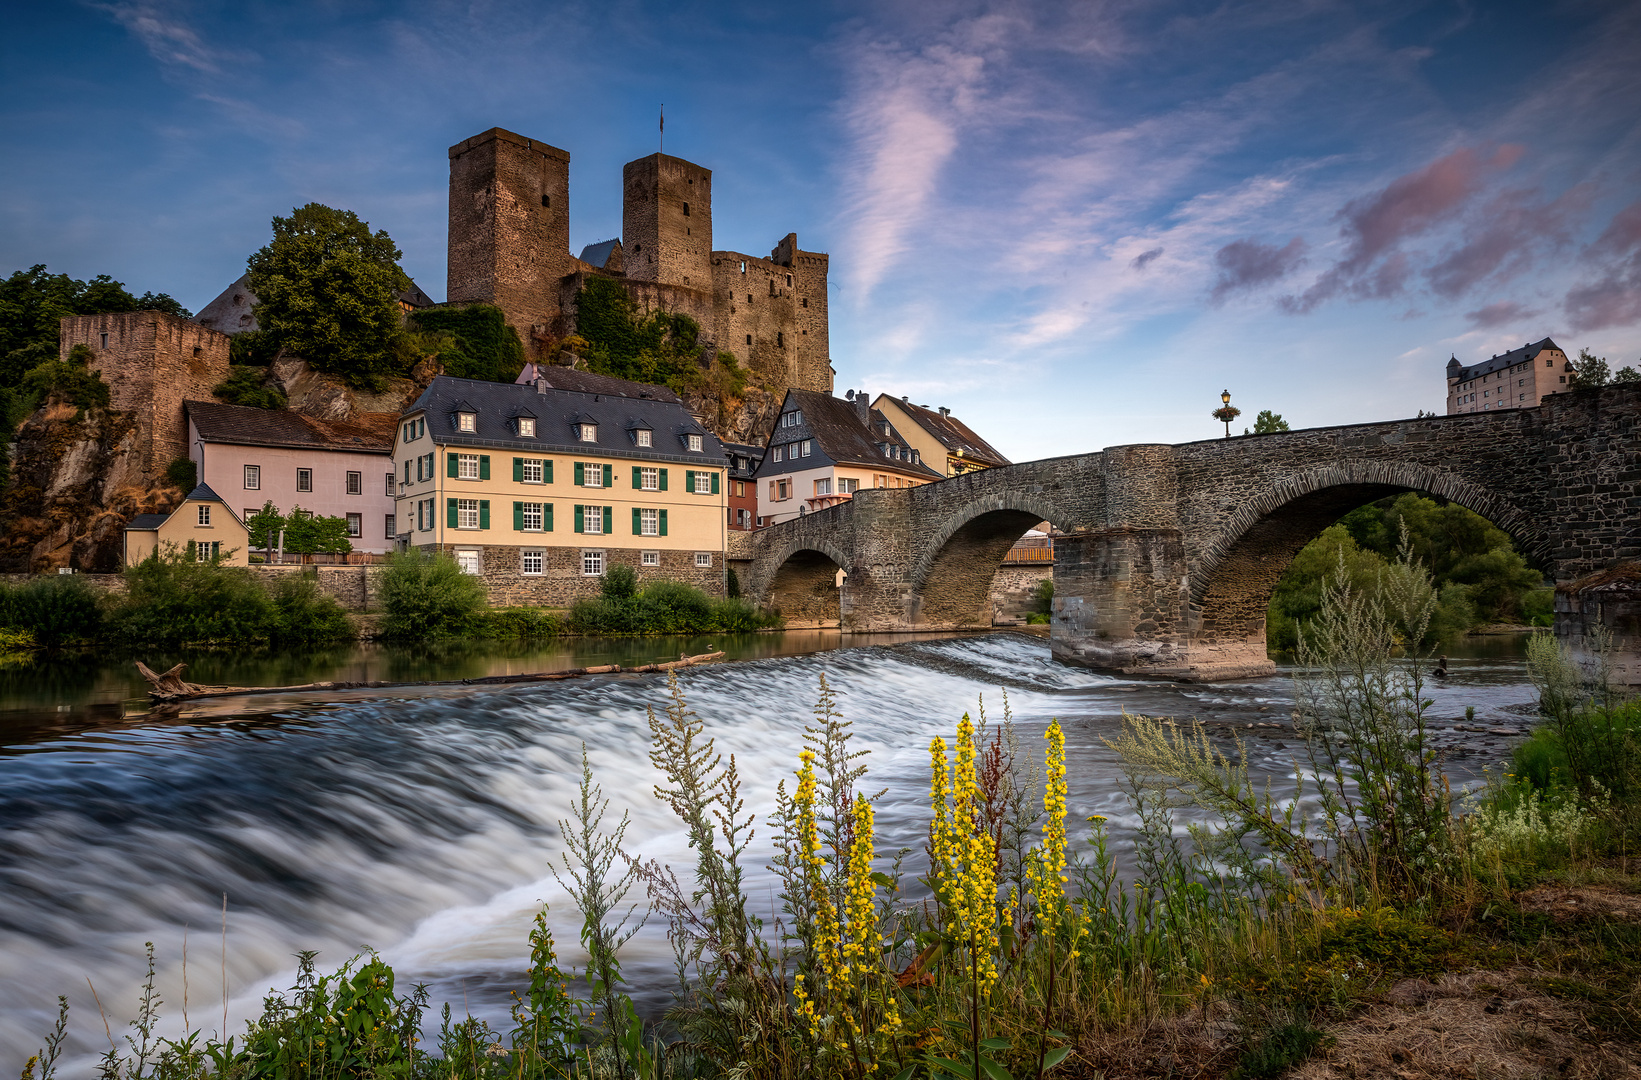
[{"left": 1027, "top": 721, "right": 1072, "bottom": 1078}]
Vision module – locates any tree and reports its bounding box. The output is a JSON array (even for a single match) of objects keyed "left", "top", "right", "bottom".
[
  {"left": 280, "top": 506, "right": 353, "bottom": 558},
  {"left": 1614, "top": 365, "right": 1640, "bottom": 384},
  {"left": 1572, "top": 347, "right": 1610, "bottom": 388},
  {"left": 0, "top": 264, "right": 189, "bottom": 389},
  {"left": 244, "top": 204, "right": 412, "bottom": 390},
  {"left": 245, "top": 501, "right": 285, "bottom": 553},
  {"left": 1245, "top": 409, "right": 1290, "bottom": 435}
]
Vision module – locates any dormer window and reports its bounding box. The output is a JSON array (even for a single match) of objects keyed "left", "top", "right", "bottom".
[
  {"left": 687, "top": 434, "right": 703, "bottom": 452},
  {"left": 635, "top": 429, "right": 652, "bottom": 448},
  {"left": 457, "top": 411, "right": 476, "bottom": 432},
  {"left": 579, "top": 423, "right": 598, "bottom": 443},
  {"left": 517, "top": 417, "right": 536, "bottom": 437}
]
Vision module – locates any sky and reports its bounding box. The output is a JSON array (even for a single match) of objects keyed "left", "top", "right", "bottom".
[{"left": 2, "top": 0, "right": 1639, "bottom": 460}]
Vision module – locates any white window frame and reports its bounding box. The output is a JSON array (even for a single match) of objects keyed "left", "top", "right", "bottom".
[
  {"left": 695, "top": 552, "right": 712, "bottom": 568},
  {"left": 346, "top": 512, "right": 362, "bottom": 538},
  {"left": 582, "top": 549, "right": 605, "bottom": 576},
  {"left": 641, "top": 550, "right": 660, "bottom": 567},
  {"left": 458, "top": 454, "right": 480, "bottom": 480},
  {"left": 521, "top": 502, "right": 544, "bottom": 531},
  {"left": 814, "top": 477, "right": 832, "bottom": 496},
  {"left": 455, "top": 548, "right": 482, "bottom": 575},
  {"left": 517, "top": 417, "right": 536, "bottom": 437},
  {"left": 583, "top": 505, "right": 604, "bottom": 534},
  {"left": 799, "top": 439, "right": 812, "bottom": 457},
  {"left": 640, "top": 508, "right": 659, "bottom": 536},
  {"left": 582, "top": 464, "right": 604, "bottom": 488},
  {"left": 457, "top": 499, "right": 480, "bottom": 529},
  {"left": 457, "top": 412, "right": 476, "bottom": 432},
  {"left": 772, "top": 445, "right": 783, "bottom": 462},
  {"left": 244, "top": 465, "right": 260, "bottom": 490},
  {"left": 635, "top": 429, "right": 652, "bottom": 448},
  {"left": 640, "top": 467, "right": 659, "bottom": 491},
  {"left": 686, "top": 434, "right": 702, "bottom": 452},
  {"left": 197, "top": 505, "right": 211, "bottom": 526},
  {"left": 521, "top": 549, "right": 544, "bottom": 575},
  {"left": 693, "top": 471, "right": 712, "bottom": 494},
  {"left": 580, "top": 423, "right": 598, "bottom": 442},
  {"left": 347, "top": 471, "right": 362, "bottom": 495},
  {"left": 385, "top": 472, "right": 395, "bottom": 496},
  {"left": 521, "top": 459, "right": 544, "bottom": 484},
  {"left": 296, "top": 468, "right": 312, "bottom": 492}
]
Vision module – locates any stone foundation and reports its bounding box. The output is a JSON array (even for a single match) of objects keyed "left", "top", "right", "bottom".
[
  {"left": 1557, "top": 562, "right": 1641, "bottom": 688},
  {"left": 427, "top": 543, "right": 725, "bottom": 607},
  {"left": 989, "top": 564, "right": 1050, "bottom": 625}
]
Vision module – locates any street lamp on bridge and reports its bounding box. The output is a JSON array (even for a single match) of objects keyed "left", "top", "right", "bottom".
[{"left": 1211, "top": 388, "right": 1241, "bottom": 439}]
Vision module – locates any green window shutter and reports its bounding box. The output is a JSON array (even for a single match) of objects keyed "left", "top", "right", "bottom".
[
  {"left": 513, "top": 457, "right": 523, "bottom": 482},
  {"left": 603, "top": 506, "right": 613, "bottom": 534},
  {"left": 545, "top": 460, "right": 553, "bottom": 483},
  {"left": 447, "top": 453, "right": 458, "bottom": 478},
  {"left": 447, "top": 499, "right": 457, "bottom": 528},
  {"left": 574, "top": 461, "right": 584, "bottom": 486},
  {"left": 212, "top": 541, "right": 221, "bottom": 559},
  {"left": 632, "top": 466, "right": 642, "bottom": 488},
  {"left": 574, "top": 504, "right": 584, "bottom": 533},
  {"left": 602, "top": 464, "right": 613, "bottom": 488},
  {"left": 659, "top": 508, "right": 667, "bottom": 536},
  {"left": 479, "top": 455, "right": 491, "bottom": 480},
  {"left": 659, "top": 468, "right": 668, "bottom": 491},
  {"left": 711, "top": 471, "right": 720, "bottom": 495},
  {"left": 632, "top": 507, "right": 641, "bottom": 534},
  {"left": 684, "top": 469, "right": 695, "bottom": 493},
  {"left": 513, "top": 501, "right": 523, "bottom": 530},
  {"left": 479, "top": 500, "right": 490, "bottom": 529},
  {"left": 544, "top": 503, "right": 553, "bottom": 532}
]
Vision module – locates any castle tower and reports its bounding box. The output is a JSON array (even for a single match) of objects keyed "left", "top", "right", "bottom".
[
  {"left": 447, "top": 128, "right": 574, "bottom": 355},
  {"left": 622, "top": 154, "right": 712, "bottom": 290}
]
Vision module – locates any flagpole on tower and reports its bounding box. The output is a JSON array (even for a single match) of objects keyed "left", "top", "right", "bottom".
[{"left": 659, "top": 104, "right": 664, "bottom": 154}]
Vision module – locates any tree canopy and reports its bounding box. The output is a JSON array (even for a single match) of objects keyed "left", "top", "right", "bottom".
[
  {"left": 1247, "top": 409, "right": 1290, "bottom": 434},
  {"left": 573, "top": 277, "right": 706, "bottom": 391},
  {"left": 0, "top": 264, "right": 189, "bottom": 390},
  {"left": 245, "top": 204, "right": 411, "bottom": 390}
]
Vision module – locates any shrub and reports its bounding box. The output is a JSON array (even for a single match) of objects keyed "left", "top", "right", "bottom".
[
  {"left": 376, "top": 549, "right": 487, "bottom": 640},
  {"left": 476, "top": 607, "right": 565, "bottom": 639},
  {"left": 110, "top": 548, "right": 276, "bottom": 646},
  {"left": 21, "top": 344, "right": 110, "bottom": 415},
  {"left": 164, "top": 457, "right": 197, "bottom": 492},
  {"left": 213, "top": 364, "right": 287, "bottom": 409},
  {"left": 602, "top": 563, "right": 638, "bottom": 600},
  {"left": 567, "top": 595, "right": 643, "bottom": 636},
  {"left": 266, "top": 574, "right": 354, "bottom": 644},
  {"left": 638, "top": 580, "right": 712, "bottom": 633},
  {"left": 408, "top": 303, "right": 526, "bottom": 383},
  {"left": 708, "top": 597, "right": 780, "bottom": 632},
  {"left": 0, "top": 574, "right": 104, "bottom": 646}
]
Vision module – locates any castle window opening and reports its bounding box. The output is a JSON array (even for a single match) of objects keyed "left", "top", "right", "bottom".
[
  {"left": 541, "top": 195, "right": 550, "bottom": 207},
  {"left": 801, "top": 298, "right": 807, "bottom": 307},
  {"left": 747, "top": 294, "right": 752, "bottom": 303},
  {"left": 746, "top": 334, "right": 752, "bottom": 346},
  {"left": 100, "top": 333, "right": 108, "bottom": 349},
  {"left": 786, "top": 275, "right": 792, "bottom": 287},
  {"left": 683, "top": 202, "right": 690, "bottom": 216},
  {"left": 777, "top": 332, "right": 784, "bottom": 347},
  {"left": 740, "top": 261, "right": 746, "bottom": 273}
]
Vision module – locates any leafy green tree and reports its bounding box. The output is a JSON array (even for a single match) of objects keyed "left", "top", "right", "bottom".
[
  {"left": 376, "top": 548, "right": 487, "bottom": 639},
  {"left": 408, "top": 303, "right": 526, "bottom": 382},
  {"left": 280, "top": 506, "right": 353, "bottom": 557},
  {"left": 245, "top": 501, "right": 285, "bottom": 553},
  {"left": 213, "top": 365, "right": 287, "bottom": 409},
  {"left": 1245, "top": 409, "right": 1290, "bottom": 435},
  {"left": 1614, "top": 364, "right": 1640, "bottom": 384},
  {"left": 1572, "top": 347, "right": 1610, "bottom": 388},
  {"left": 0, "top": 265, "right": 188, "bottom": 389},
  {"left": 244, "top": 204, "right": 412, "bottom": 390}
]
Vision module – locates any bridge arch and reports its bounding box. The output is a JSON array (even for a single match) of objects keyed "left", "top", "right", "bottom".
[
  {"left": 907, "top": 492, "right": 1069, "bottom": 628},
  {"left": 1188, "top": 459, "right": 1550, "bottom": 650},
  {"left": 755, "top": 538, "right": 851, "bottom": 626}
]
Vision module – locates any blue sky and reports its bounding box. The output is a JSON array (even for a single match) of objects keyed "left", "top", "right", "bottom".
[{"left": 2, "top": 0, "right": 1638, "bottom": 459}]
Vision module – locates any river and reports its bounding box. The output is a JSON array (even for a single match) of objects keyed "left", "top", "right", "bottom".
[{"left": 0, "top": 630, "right": 1539, "bottom": 1066}]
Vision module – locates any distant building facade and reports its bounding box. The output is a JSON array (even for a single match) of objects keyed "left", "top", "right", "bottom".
[
  {"left": 721, "top": 442, "right": 764, "bottom": 530},
  {"left": 445, "top": 127, "right": 832, "bottom": 394},
  {"left": 755, "top": 389, "right": 942, "bottom": 527},
  {"left": 186, "top": 401, "right": 398, "bottom": 554},
  {"left": 1446, "top": 337, "right": 1573, "bottom": 415},
  {"left": 395, "top": 371, "right": 729, "bottom": 604},
  {"left": 124, "top": 483, "right": 249, "bottom": 565},
  {"left": 870, "top": 394, "right": 1010, "bottom": 476}
]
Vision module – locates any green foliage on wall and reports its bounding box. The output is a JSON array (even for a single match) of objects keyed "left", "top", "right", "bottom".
[
  {"left": 228, "top": 329, "right": 282, "bottom": 367},
  {"left": 21, "top": 344, "right": 111, "bottom": 416},
  {"left": 164, "top": 457, "right": 197, "bottom": 493},
  {"left": 245, "top": 203, "right": 412, "bottom": 391},
  {"left": 0, "top": 264, "right": 189, "bottom": 390},
  {"left": 408, "top": 303, "right": 526, "bottom": 383},
  {"left": 213, "top": 365, "right": 288, "bottom": 409},
  {"left": 573, "top": 277, "right": 705, "bottom": 392}
]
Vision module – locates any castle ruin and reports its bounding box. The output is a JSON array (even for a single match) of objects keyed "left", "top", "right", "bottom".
[{"left": 446, "top": 128, "right": 833, "bottom": 394}]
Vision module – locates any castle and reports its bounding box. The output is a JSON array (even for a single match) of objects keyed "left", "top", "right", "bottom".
[{"left": 446, "top": 128, "right": 834, "bottom": 395}]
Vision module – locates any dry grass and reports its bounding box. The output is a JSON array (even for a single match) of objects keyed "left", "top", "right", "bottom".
[{"left": 1516, "top": 885, "right": 1641, "bottom": 925}]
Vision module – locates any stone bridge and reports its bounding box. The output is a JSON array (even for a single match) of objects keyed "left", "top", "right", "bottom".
[{"left": 736, "top": 385, "right": 1641, "bottom": 682}]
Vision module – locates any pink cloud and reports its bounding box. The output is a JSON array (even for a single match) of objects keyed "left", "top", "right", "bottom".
[
  {"left": 1464, "top": 300, "right": 1538, "bottom": 328},
  {"left": 1427, "top": 184, "right": 1591, "bottom": 299},
  {"left": 1210, "top": 236, "right": 1306, "bottom": 302},
  {"left": 1564, "top": 199, "right": 1641, "bottom": 331}
]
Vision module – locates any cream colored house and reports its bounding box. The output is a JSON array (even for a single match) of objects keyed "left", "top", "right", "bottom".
[
  {"left": 124, "top": 483, "right": 250, "bottom": 566},
  {"left": 870, "top": 394, "right": 1010, "bottom": 476},
  {"left": 396, "top": 370, "right": 729, "bottom": 605},
  {"left": 1445, "top": 338, "right": 1573, "bottom": 414}
]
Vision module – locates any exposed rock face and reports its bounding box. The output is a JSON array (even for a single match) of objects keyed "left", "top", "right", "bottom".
[
  {"left": 684, "top": 384, "right": 782, "bottom": 447},
  {"left": 268, "top": 356, "right": 431, "bottom": 421},
  {"left": 0, "top": 400, "right": 181, "bottom": 572}
]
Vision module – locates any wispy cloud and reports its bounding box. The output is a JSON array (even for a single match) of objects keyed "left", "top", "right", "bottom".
[
  {"left": 1464, "top": 299, "right": 1537, "bottom": 328},
  {"left": 91, "top": 1, "right": 238, "bottom": 74},
  {"left": 1564, "top": 200, "right": 1641, "bottom": 332},
  {"left": 1210, "top": 236, "right": 1306, "bottom": 303}
]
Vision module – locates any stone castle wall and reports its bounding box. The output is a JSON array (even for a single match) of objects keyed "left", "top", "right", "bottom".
[
  {"left": 623, "top": 154, "right": 712, "bottom": 288},
  {"left": 431, "top": 543, "right": 725, "bottom": 607}
]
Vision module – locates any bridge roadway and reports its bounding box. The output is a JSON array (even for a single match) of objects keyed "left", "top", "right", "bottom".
[{"left": 734, "top": 383, "right": 1641, "bottom": 682}]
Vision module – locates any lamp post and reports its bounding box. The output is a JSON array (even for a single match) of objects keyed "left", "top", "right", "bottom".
[{"left": 1211, "top": 389, "right": 1241, "bottom": 439}]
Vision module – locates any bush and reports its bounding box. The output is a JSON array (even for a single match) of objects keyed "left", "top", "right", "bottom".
[
  {"left": 21, "top": 344, "right": 110, "bottom": 415},
  {"left": 639, "top": 580, "right": 713, "bottom": 633},
  {"left": 111, "top": 548, "right": 276, "bottom": 646},
  {"left": 602, "top": 563, "right": 638, "bottom": 600},
  {"left": 567, "top": 595, "right": 643, "bottom": 636},
  {"left": 709, "top": 597, "right": 780, "bottom": 632},
  {"left": 376, "top": 549, "right": 488, "bottom": 640},
  {"left": 266, "top": 575, "right": 354, "bottom": 644},
  {"left": 213, "top": 364, "right": 287, "bottom": 409},
  {"left": 408, "top": 303, "right": 526, "bottom": 383},
  {"left": 165, "top": 457, "right": 197, "bottom": 492},
  {"left": 567, "top": 579, "right": 779, "bottom": 635},
  {"left": 0, "top": 574, "right": 104, "bottom": 646},
  {"left": 476, "top": 607, "right": 566, "bottom": 639}
]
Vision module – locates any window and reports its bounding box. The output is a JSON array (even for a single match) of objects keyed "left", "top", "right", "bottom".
[
  {"left": 346, "top": 513, "right": 362, "bottom": 538},
  {"left": 518, "top": 416, "right": 536, "bottom": 437},
  {"left": 640, "top": 467, "right": 659, "bottom": 490},
  {"left": 839, "top": 478, "right": 859, "bottom": 494},
  {"left": 521, "top": 549, "right": 544, "bottom": 575},
  {"left": 458, "top": 499, "right": 479, "bottom": 529},
  {"left": 635, "top": 429, "right": 652, "bottom": 447},
  {"left": 583, "top": 505, "right": 604, "bottom": 534},
  {"left": 195, "top": 542, "right": 214, "bottom": 562},
  {"left": 245, "top": 508, "right": 258, "bottom": 523},
  {"left": 385, "top": 472, "right": 395, "bottom": 496},
  {"left": 776, "top": 479, "right": 791, "bottom": 500},
  {"left": 297, "top": 468, "right": 312, "bottom": 492},
  {"left": 421, "top": 452, "right": 434, "bottom": 480},
  {"left": 687, "top": 434, "right": 702, "bottom": 452},
  {"left": 517, "top": 502, "right": 542, "bottom": 531},
  {"left": 521, "top": 459, "right": 544, "bottom": 483},
  {"left": 772, "top": 445, "right": 784, "bottom": 462},
  {"left": 421, "top": 498, "right": 434, "bottom": 531},
  {"left": 695, "top": 552, "right": 712, "bottom": 568},
  {"left": 692, "top": 471, "right": 713, "bottom": 494},
  {"left": 777, "top": 332, "right": 784, "bottom": 348},
  {"left": 746, "top": 334, "right": 753, "bottom": 345},
  {"left": 457, "top": 412, "right": 476, "bottom": 432},
  {"left": 683, "top": 201, "right": 690, "bottom": 216},
  {"left": 802, "top": 297, "right": 808, "bottom": 308},
  {"left": 582, "top": 463, "right": 604, "bottom": 488},
  {"left": 782, "top": 411, "right": 802, "bottom": 428},
  {"left": 582, "top": 550, "right": 605, "bottom": 576},
  {"left": 642, "top": 550, "right": 660, "bottom": 566},
  {"left": 385, "top": 515, "right": 396, "bottom": 538},
  {"left": 455, "top": 549, "right": 481, "bottom": 575},
  {"left": 815, "top": 478, "right": 832, "bottom": 496},
  {"left": 100, "top": 332, "right": 108, "bottom": 349},
  {"left": 458, "top": 454, "right": 480, "bottom": 479},
  {"left": 734, "top": 481, "right": 744, "bottom": 497},
  {"left": 640, "top": 508, "right": 659, "bottom": 536},
  {"left": 580, "top": 423, "right": 598, "bottom": 442},
  {"left": 347, "top": 471, "right": 362, "bottom": 495},
  {"left": 799, "top": 439, "right": 812, "bottom": 457},
  {"left": 197, "top": 504, "right": 212, "bottom": 526}
]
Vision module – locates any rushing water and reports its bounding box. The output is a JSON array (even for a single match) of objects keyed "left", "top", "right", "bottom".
[{"left": 0, "top": 631, "right": 1538, "bottom": 1066}]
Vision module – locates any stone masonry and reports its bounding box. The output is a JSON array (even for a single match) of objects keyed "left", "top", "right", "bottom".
[{"left": 740, "top": 384, "right": 1641, "bottom": 682}]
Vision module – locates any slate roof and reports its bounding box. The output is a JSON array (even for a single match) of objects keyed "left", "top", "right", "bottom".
[
  {"left": 1447, "top": 337, "right": 1564, "bottom": 383},
  {"left": 185, "top": 482, "right": 225, "bottom": 503},
  {"left": 193, "top": 273, "right": 435, "bottom": 336},
  {"left": 516, "top": 362, "right": 682, "bottom": 403},
  {"left": 406, "top": 375, "right": 728, "bottom": 466},
  {"left": 187, "top": 400, "right": 395, "bottom": 454},
  {"left": 127, "top": 514, "right": 168, "bottom": 530},
  {"left": 760, "top": 388, "right": 943, "bottom": 478},
  {"left": 578, "top": 239, "right": 622, "bottom": 268},
  {"left": 876, "top": 395, "right": 1010, "bottom": 468},
  {"left": 721, "top": 442, "right": 764, "bottom": 479}
]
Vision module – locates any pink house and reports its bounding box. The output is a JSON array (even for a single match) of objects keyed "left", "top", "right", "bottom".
[{"left": 186, "top": 401, "right": 398, "bottom": 554}]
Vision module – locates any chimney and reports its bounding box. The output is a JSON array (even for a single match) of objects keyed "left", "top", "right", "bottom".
[
  {"left": 854, "top": 389, "right": 870, "bottom": 426},
  {"left": 939, "top": 406, "right": 950, "bottom": 418}
]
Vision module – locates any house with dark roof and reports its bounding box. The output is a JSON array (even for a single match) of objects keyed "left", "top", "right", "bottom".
[
  {"left": 721, "top": 442, "right": 764, "bottom": 531},
  {"left": 396, "top": 373, "right": 731, "bottom": 604},
  {"left": 869, "top": 393, "right": 1010, "bottom": 476},
  {"left": 755, "top": 388, "right": 942, "bottom": 526},
  {"left": 193, "top": 273, "right": 436, "bottom": 336},
  {"left": 124, "top": 483, "right": 250, "bottom": 566},
  {"left": 1445, "top": 337, "right": 1572, "bottom": 415},
  {"left": 186, "top": 400, "right": 398, "bottom": 553}
]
